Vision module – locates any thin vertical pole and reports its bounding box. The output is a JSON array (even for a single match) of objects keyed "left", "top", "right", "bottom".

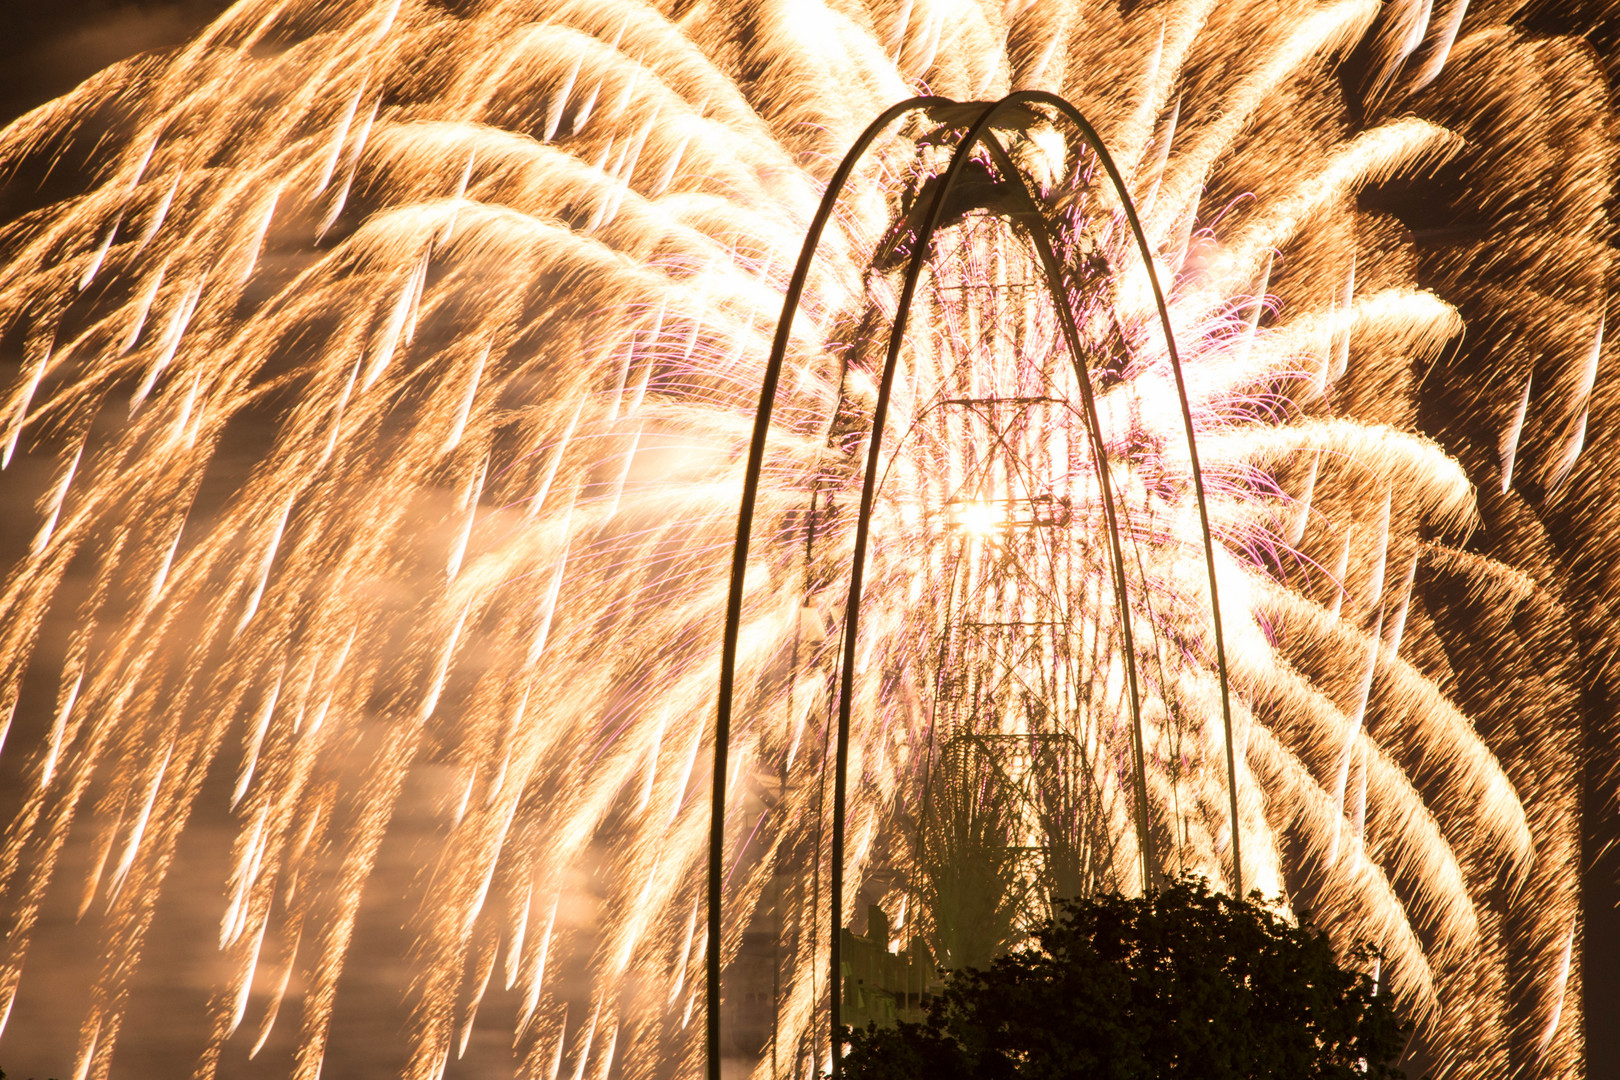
[
  {"left": 827, "top": 101, "right": 1002, "bottom": 1076},
  {"left": 709, "top": 96, "right": 947, "bottom": 1080}
]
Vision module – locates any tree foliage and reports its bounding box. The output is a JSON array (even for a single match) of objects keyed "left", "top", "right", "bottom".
[{"left": 841, "top": 878, "right": 1410, "bottom": 1080}]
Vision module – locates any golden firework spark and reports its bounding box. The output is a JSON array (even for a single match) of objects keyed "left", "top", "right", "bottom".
[{"left": 0, "top": 3, "right": 1611, "bottom": 1079}]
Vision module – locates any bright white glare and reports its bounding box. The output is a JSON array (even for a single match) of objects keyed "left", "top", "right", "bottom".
[
  {"left": 946, "top": 499, "right": 1008, "bottom": 535},
  {"left": 946, "top": 495, "right": 1072, "bottom": 533}
]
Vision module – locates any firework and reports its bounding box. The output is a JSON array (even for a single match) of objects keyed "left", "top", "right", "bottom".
[{"left": 0, "top": 2, "right": 1612, "bottom": 1079}]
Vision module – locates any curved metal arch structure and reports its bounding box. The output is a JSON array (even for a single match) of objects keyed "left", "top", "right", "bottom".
[{"left": 708, "top": 92, "right": 1240, "bottom": 1080}]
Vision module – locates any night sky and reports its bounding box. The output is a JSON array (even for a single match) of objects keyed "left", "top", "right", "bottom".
[{"left": 0, "top": 2, "right": 232, "bottom": 123}]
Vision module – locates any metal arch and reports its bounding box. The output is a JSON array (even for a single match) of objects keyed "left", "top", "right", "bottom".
[
  {"left": 817, "top": 99, "right": 1168, "bottom": 1076},
  {"left": 827, "top": 101, "right": 1062, "bottom": 1076},
  {"left": 956, "top": 107, "right": 1162, "bottom": 898},
  {"left": 707, "top": 94, "right": 947, "bottom": 1080},
  {"left": 709, "top": 89, "right": 1243, "bottom": 1080},
  {"left": 997, "top": 89, "right": 1244, "bottom": 901},
  {"left": 825, "top": 107, "right": 1162, "bottom": 899}
]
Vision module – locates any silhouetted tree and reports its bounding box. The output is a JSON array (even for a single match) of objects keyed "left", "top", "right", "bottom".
[{"left": 841, "top": 878, "right": 1410, "bottom": 1080}]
